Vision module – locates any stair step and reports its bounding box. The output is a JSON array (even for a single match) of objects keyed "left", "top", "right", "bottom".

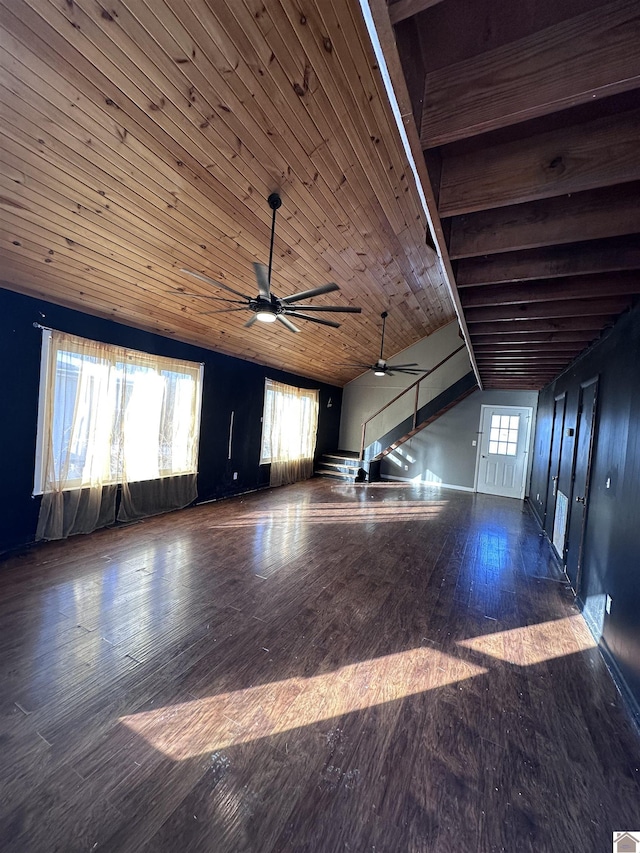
[
  {"left": 315, "top": 450, "right": 362, "bottom": 482},
  {"left": 314, "top": 468, "right": 356, "bottom": 481},
  {"left": 318, "top": 461, "right": 359, "bottom": 472}
]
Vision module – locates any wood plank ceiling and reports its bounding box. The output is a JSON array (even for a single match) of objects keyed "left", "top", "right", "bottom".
[
  {"left": 387, "top": 0, "right": 640, "bottom": 389},
  {"left": 0, "top": 0, "right": 456, "bottom": 388}
]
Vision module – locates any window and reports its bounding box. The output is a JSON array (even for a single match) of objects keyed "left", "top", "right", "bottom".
[
  {"left": 260, "top": 379, "right": 319, "bottom": 486},
  {"left": 34, "top": 330, "right": 203, "bottom": 494},
  {"left": 488, "top": 414, "right": 519, "bottom": 456}
]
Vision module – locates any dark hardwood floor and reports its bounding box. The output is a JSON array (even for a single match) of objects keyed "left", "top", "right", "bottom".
[{"left": 1, "top": 480, "right": 639, "bottom": 852}]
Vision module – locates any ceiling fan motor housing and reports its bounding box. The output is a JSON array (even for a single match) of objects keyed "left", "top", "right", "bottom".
[
  {"left": 181, "top": 192, "right": 361, "bottom": 331},
  {"left": 251, "top": 295, "right": 283, "bottom": 318}
]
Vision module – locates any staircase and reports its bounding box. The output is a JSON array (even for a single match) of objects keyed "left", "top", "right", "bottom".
[
  {"left": 315, "top": 451, "right": 362, "bottom": 482},
  {"left": 365, "top": 371, "right": 478, "bottom": 482},
  {"left": 376, "top": 381, "right": 477, "bottom": 462}
]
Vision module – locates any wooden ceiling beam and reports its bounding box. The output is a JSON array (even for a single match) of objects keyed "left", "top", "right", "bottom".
[
  {"left": 481, "top": 368, "right": 560, "bottom": 375},
  {"left": 420, "top": 0, "right": 640, "bottom": 147},
  {"left": 465, "top": 297, "right": 632, "bottom": 323},
  {"left": 482, "top": 368, "right": 558, "bottom": 373},
  {"left": 480, "top": 374, "right": 569, "bottom": 381},
  {"left": 469, "top": 318, "right": 610, "bottom": 336},
  {"left": 475, "top": 350, "right": 571, "bottom": 359},
  {"left": 388, "top": 0, "right": 445, "bottom": 26},
  {"left": 439, "top": 108, "right": 640, "bottom": 216},
  {"left": 473, "top": 342, "right": 584, "bottom": 354},
  {"left": 448, "top": 183, "right": 640, "bottom": 259},
  {"left": 455, "top": 237, "right": 640, "bottom": 287},
  {"left": 460, "top": 272, "right": 640, "bottom": 309},
  {"left": 473, "top": 335, "right": 593, "bottom": 354},
  {"left": 485, "top": 383, "right": 546, "bottom": 389},
  {"left": 475, "top": 356, "right": 572, "bottom": 364}
]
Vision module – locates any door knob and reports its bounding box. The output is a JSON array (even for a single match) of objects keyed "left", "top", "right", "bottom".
[{"left": 575, "top": 495, "right": 586, "bottom": 504}]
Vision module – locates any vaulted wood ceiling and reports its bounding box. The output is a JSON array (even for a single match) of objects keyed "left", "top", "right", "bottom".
[
  {"left": 386, "top": 0, "right": 640, "bottom": 389},
  {"left": 2, "top": 1, "right": 638, "bottom": 392},
  {"left": 0, "top": 0, "right": 456, "bottom": 388}
]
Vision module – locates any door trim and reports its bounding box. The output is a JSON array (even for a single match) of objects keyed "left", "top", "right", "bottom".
[
  {"left": 566, "top": 375, "right": 599, "bottom": 594},
  {"left": 543, "top": 392, "right": 567, "bottom": 533},
  {"left": 474, "top": 405, "right": 534, "bottom": 499}
]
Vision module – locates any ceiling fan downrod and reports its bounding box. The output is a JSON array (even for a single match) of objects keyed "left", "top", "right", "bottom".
[
  {"left": 266, "top": 192, "right": 282, "bottom": 288},
  {"left": 379, "top": 310, "right": 388, "bottom": 362}
]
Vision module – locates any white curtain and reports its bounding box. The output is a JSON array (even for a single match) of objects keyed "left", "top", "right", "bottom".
[
  {"left": 35, "top": 331, "right": 203, "bottom": 541},
  {"left": 261, "top": 379, "right": 319, "bottom": 487}
]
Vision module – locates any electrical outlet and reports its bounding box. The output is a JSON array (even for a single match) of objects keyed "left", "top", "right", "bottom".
[
  {"left": 606, "top": 594, "right": 612, "bottom": 615},
  {"left": 233, "top": 472, "right": 238, "bottom": 480},
  {"left": 472, "top": 439, "right": 477, "bottom": 446}
]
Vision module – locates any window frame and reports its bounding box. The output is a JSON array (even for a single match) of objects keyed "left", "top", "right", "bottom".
[
  {"left": 33, "top": 330, "right": 204, "bottom": 495},
  {"left": 259, "top": 378, "right": 319, "bottom": 465}
]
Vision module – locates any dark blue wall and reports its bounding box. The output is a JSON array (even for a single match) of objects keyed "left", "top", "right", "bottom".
[
  {"left": 529, "top": 301, "right": 640, "bottom": 716},
  {"left": 0, "top": 287, "right": 342, "bottom": 555}
]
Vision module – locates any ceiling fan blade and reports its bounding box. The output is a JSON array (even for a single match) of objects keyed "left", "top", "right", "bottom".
[
  {"left": 244, "top": 315, "right": 259, "bottom": 328},
  {"left": 285, "top": 311, "right": 341, "bottom": 328},
  {"left": 287, "top": 304, "right": 362, "bottom": 313},
  {"left": 280, "top": 282, "right": 340, "bottom": 304},
  {"left": 386, "top": 362, "right": 420, "bottom": 368},
  {"left": 181, "top": 269, "right": 253, "bottom": 301},
  {"left": 253, "top": 262, "right": 271, "bottom": 301},
  {"left": 276, "top": 314, "right": 300, "bottom": 333}
]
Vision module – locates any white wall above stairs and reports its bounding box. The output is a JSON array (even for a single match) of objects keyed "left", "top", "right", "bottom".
[{"left": 338, "top": 320, "right": 472, "bottom": 454}]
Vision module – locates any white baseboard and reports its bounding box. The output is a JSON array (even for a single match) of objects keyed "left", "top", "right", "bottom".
[{"left": 381, "top": 474, "right": 475, "bottom": 492}]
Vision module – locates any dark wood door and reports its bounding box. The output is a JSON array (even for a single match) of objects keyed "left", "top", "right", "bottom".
[
  {"left": 565, "top": 378, "right": 599, "bottom": 593},
  {"left": 544, "top": 393, "right": 567, "bottom": 540}
]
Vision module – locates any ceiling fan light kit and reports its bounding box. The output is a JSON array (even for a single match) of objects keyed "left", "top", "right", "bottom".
[{"left": 180, "top": 193, "right": 361, "bottom": 334}]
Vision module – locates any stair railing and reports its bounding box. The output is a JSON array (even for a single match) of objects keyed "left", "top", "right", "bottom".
[{"left": 359, "top": 344, "right": 466, "bottom": 461}]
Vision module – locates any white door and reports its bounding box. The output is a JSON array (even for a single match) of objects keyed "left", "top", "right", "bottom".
[{"left": 476, "top": 406, "right": 532, "bottom": 499}]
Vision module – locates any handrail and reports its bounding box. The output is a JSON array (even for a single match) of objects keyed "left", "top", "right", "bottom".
[{"left": 359, "top": 344, "right": 466, "bottom": 460}]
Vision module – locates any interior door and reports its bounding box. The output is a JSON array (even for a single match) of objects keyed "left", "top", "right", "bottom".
[
  {"left": 544, "top": 393, "right": 567, "bottom": 539},
  {"left": 477, "top": 406, "right": 532, "bottom": 500},
  {"left": 565, "top": 378, "right": 599, "bottom": 593}
]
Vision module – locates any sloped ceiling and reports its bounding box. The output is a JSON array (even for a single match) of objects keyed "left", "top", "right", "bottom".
[
  {"left": 0, "top": 0, "right": 456, "bottom": 387},
  {"left": 4, "top": 1, "right": 636, "bottom": 391},
  {"left": 386, "top": 0, "right": 640, "bottom": 389}
]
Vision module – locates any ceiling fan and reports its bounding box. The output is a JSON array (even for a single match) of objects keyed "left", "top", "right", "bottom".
[
  {"left": 342, "top": 311, "right": 431, "bottom": 377},
  {"left": 179, "top": 193, "right": 362, "bottom": 333}
]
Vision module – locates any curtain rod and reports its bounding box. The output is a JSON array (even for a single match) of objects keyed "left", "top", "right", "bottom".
[{"left": 32, "top": 322, "right": 204, "bottom": 366}]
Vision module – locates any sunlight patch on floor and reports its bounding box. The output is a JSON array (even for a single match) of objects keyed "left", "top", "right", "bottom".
[
  {"left": 206, "top": 501, "right": 448, "bottom": 528},
  {"left": 120, "top": 646, "right": 486, "bottom": 760},
  {"left": 456, "top": 614, "right": 597, "bottom": 666}
]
